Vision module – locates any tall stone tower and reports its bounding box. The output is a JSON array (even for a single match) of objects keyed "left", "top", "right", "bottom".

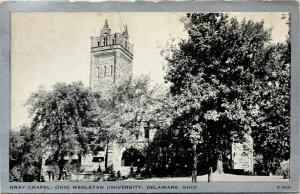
[{"left": 89, "top": 20, "right": 133, "bottom": 93}]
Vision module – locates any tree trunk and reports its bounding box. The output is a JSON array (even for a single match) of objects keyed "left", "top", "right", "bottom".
[
  {"left": 192, "top": 143, "right": 197, "bottom": 182},
  {"left": 105, "top": 143, "right": 109, "bottom": 171},
  {"left": 58, "top": 158, "right": 64, "bottom": 180},
  {"left": 215, "top": 154, "right": 224, "bottom": 174}
]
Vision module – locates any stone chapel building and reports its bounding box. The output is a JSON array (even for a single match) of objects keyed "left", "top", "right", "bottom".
[
  {"left": 88, "top": 20, "right": 148, "bottom": 177},
  {"left": 40, "top": 20, "right": 147, "bottom": 181}
]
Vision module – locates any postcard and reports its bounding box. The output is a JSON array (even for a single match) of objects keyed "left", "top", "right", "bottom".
[{"left": 0, "top": 1, "right": 299, "bottom": 193}]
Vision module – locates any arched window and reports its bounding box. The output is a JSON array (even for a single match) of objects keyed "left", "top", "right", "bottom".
[
  {"left": 97, "top": 41, "right": 100, "bottom": 47},
  {"left": 103, "top": 38, "right": 107, "bottom": 46},
  {"left": 112, "top": 39, "right": 115, "bottom": 45},
  {"left": 144, "top": 127, "right": 149, "bottom": 139}
]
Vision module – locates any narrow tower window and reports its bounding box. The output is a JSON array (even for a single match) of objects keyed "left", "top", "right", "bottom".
[
  {"left": 112, "top": 39, "right": 115, "bottom": 44},
  {"left": 103, "top": 38, "right": 107, "bottom": 46},
  {"left": 107, "top": 66, "right": 110, "bottom": 77},
  {"left": 111, "top": 65, "right": 113, "bottom": 76},
  {"left": 104, "top": 66, "right": 107, "bottom": 77},
  {"left": 97, "top": 41, "right": 100, "bottom": 47},
  {"left": 97, "top": 66, "right": 100, "bottom": 77}
]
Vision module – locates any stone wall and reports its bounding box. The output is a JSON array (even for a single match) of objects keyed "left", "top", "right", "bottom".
[{"left": 89, "top": 47, "right": 133, "bottom": 95}]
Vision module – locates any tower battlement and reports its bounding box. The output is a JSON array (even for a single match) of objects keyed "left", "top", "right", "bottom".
[{"left": 91, "top": 20, "right": 133, "bottom": 55}]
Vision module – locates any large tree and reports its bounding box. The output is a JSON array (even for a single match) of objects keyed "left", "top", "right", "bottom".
[
  {"left": 100, "top": 75, "right": 164, "bottom": 154},
  {"left": 25, "top": 82, "right": 102, "bottom": 180},
  {"left": 162, "top": 13, "right": 290, "bottom": 174}
]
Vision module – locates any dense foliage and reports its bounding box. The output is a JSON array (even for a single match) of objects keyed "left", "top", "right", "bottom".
[
  {"left": 9, "top": 126, "right": 43, "bottom": 181},
  {"left": 162, "top": 13, "right": 290, "bottom": 173},
  {"left": 101, "top": 75, "right": 164, "bottom": 148}
]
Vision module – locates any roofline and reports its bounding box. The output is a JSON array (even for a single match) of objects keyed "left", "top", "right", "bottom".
[{"left": 91, "top": 44, "right": 133, "bottom": 59}]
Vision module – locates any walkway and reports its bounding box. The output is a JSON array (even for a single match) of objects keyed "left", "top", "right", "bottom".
[{"left": 125, "top": 173, "right": 288, "bottom": 182}]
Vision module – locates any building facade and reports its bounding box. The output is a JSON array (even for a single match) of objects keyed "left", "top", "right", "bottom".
[{"left": 232, "top": 136, "right": 254, "bottom": 173}]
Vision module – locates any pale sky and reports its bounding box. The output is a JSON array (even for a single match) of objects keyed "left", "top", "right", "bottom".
[{"left": 11, "top": 12, "right": 289, "bottom": 130}]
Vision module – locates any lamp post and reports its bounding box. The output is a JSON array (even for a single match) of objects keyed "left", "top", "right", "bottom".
[
  {"left": 192, "top": 140, "right": 198, "bottom": 182},
  {"left": 144, "top": 121, "right": 151, "bottom": 178}
]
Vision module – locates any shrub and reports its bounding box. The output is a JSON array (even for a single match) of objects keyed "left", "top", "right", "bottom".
[{"left": 275, "top": 160, "right": 289, "bottom": 179}]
